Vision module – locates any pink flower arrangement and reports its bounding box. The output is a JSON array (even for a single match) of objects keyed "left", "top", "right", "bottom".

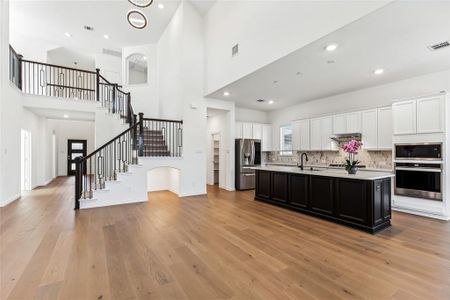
[
  {"left": 341, "top": 140, "right": 363, "bottom": 174},
  {"left": 341, "top": 140, "right": 363, "bottom": 154}
]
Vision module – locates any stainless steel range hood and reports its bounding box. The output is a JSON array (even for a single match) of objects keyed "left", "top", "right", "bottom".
[{"left": 330, "top": 133, "right": 362, "bottom": 144}]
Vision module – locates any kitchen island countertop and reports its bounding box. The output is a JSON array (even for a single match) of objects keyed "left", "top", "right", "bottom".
[{"left": 252, "top": 165, "right": 394, "bottom": 181}]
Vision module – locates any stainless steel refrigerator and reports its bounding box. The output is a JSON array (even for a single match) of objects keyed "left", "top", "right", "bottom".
[{"left": 235, "top": 139, "right": 261, "bottom": 190}]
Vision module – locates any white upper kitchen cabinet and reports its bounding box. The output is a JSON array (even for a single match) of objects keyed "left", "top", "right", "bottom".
[
  {"left": 346, "top": 111, "right": 362, "bottom": 133},
  {"left": 333, "top": 114, "right": 347, "bottom": 134},
  {"left": 242, "top": 123, "right": 253, "bottom": 139},
  {"left": 298, "top": 119, "right": 311, "bottom": 151},
  {"left": 361, "top": 109, "right": 378, "bottom": 150},
  {"left": 333, "top": 112, "right": 361, "bottom": 134},
  {"left": 321, "top": 116, "right": 336, "bottom": 150},
  {"left": 252, "top": 123, "right": 262, "bottom": 140},
  {"left": 262, "top": 125, "right": 272, "bottom": 151},
  {"left": 310, "top": 118, "right": 322, "bottom": 151},
  {"left": 393, "top": 100, "right": 416, "bottom": 135},
  {"left": 416, "top": 95, "right": 445, "bottom": 134},
  {"left": 377, "top": 106, "right": 393, "bottom": 149},
  {"left": 235, "top": 122, "right": 243, "bottom": 139},
  {"left": 291, "top": 122, "right": 301, "bottom": 150}
]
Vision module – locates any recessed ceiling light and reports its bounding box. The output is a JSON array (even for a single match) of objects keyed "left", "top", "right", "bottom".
[
  {"left": 268, "top": 100, "right": 274, "bottom": 104},
  {"left": 325, "top": 43, "right": 338, "bottom": 52},
  {"left": 158, "top": 3, "right": 164, "bottom": 9},
  {"left": 223, "top": 91, "right": 230, "bottom": 96},
  {"left": 327, "top": 60, "right": 336, "bottom": 64},
  {"left": 143, "top": 56, "right": 147, "bottom": 60},
  {"left": 63, "top": 114, "right": 69, "bottom": 118},
  {"left": 296, "top": 71, "right": 302, "bottom": 75},
  {"left": 64, "top": 32, "right": 72, "bottom": 37},
  {"left": 373, "top": 68, "right": 384, "bottom": 75},
  {"left": 273, "top": 80, "right": 278, "bottom": 84},
  {"left": 103, "top": 34, "right": 110, "bottom": 39}
]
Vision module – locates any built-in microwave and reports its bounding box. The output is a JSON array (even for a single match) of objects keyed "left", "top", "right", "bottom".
[{"left": 395, "top": 143, "right": 442, "bottom": 160}]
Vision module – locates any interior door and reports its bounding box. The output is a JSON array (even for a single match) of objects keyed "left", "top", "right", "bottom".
[{"left": 67, "top": 139, "right": 87, "bottom": 176}]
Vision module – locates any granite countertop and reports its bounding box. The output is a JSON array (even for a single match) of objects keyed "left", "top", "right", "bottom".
[
  {"left": 252, "top": 165, "right": 394, "bottom": 181},
  {"left": 264, "top": 162, "right": 392, "bottom": 172}
]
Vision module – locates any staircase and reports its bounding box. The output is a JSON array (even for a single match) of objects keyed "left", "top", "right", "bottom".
[{"left": 8, "top": 45, "right": 184, "bottom": 210}]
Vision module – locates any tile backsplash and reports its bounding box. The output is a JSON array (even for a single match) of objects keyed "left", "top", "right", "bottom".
[{"left": 264, "top": 149, "right": 392, "bottom": 170}]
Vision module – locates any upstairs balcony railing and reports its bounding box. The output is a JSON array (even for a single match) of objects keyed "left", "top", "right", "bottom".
[{"left": 8, "top": 45, "right": 133, "bottom": 126}]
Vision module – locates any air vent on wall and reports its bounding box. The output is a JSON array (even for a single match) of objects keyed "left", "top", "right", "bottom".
[
  {"left": 232, "top": 44, "right": 239, "bottom": 57},
  {"left": 84, "top": 25, "right": 95, "bottom": 31},
  {"left": 428, "top": 40, "right": 449, "bottom": 51},
  {"left": 102, "top": 48, "right": 122, "bottom": 58}
]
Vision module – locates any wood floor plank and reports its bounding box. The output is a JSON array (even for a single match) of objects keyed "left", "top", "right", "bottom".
[{"left": 1, "top": 177, "right": 449, "bottom": 300}]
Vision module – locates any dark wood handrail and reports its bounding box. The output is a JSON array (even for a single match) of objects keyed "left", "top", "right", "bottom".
[
  {"left": 143, "top": 117, "right": 183, "bottom": 123},
  {"left": 21, "top": 59, "right": 97, "bottom": 74},
  {"left": 81, "top": 122, "right": 140, "bottom": 161}
]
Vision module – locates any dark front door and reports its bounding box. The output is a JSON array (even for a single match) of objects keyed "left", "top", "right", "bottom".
[{"left": 67, "top": 139, "right": 87, "bottom": 176}]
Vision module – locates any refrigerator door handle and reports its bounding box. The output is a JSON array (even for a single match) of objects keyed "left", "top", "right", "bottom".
[{"left": 251, "top": 140, "right": 255, "bottom": 165}]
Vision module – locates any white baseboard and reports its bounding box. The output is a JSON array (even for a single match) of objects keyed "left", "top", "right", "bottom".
[
  {"left": 0, "top": 193, "right": 21, "bottom": 207},
  {"left": 392, "top": 206, "right": 450, "bottom": 221}
]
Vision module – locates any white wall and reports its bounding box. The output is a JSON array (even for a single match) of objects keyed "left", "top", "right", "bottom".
[
  {"left": 95, "top": 53, "right": 122, "bottom": 84},
  {"left": 235, "top": 107, "right": 268, "bottom": 123},
  {"left": 155, "top": 1, "right": 207, "bottom": 197},
  {"left": 204, "top": 0, "right": 391, "bottom": 94},
  {"left": 122, "top": 44, "right": 158, "bottom": 118},
  {"left": 268, "top": 69, "right": 450, "bottom": 147},
  {"left": 157, "top": 3, "right": 183, "bottom": 120},
  {"left": 47, "top": 119, "right": 95, "bottom": 176},
  {"left": 147, "top": 167, "right": 180, "bottom": 195}
]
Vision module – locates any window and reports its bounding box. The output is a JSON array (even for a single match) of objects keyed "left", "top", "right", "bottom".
[
  {"left": 280, "top": 124, "right": 293, "bottom": 155},
  {"left": 126, "top": 53, "right": 148, "bottom": 85}
]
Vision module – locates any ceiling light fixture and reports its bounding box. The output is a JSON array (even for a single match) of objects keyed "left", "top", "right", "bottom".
[
  {"left": 64, "top": 32, "right": 72, "bottom": 37},
  {"left": 223, "top": 91, "right": 230, "bottom": 96},
  {"left": 158, "top": 3, "right": 164, "bottom": 9},
  {"left": 127, "top": 10, "right": 148, "bottom": 29},
  {"left": 268, "top": 100, "right": 274, "bottom": 104},
  {"left": 63, "top": 114, "right": 69, "bottom": 118},
  {"left": 325, "top": 43, "right": 338, "bottom": 52},
  {"left": 128, "top": 0, "right": 154, "bottom": 8},
  {"left": 373, "top": 68, "right": 384, "bottom": 75},
  {"left": 103, "top": 34, "right": 110, "bottom": 39}
]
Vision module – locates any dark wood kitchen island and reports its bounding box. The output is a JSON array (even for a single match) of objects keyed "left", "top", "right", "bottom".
[{"left": 253, "top": 166, "right": 394, "bottom": 233}]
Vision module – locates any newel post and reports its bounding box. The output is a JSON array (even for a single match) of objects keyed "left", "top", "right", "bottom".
[
  {"left": 95, "top": 68, "right": 100, "bottom": 102},
  {"left": 74, "top": 156, "right": 82, "bottom": 210},
  {"left": 138, "top": 112, "right": 144, "bottom": 156},
  {"left": 127, "top": 92, "right": 132, "bottom": 125},
  {"left": 17, "top": 54, "right": 23, "bottom": 90}
]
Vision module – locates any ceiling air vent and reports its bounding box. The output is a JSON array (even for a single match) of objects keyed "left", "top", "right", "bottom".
[
  {"left": 84, "top": 25, "right": 95, "bottom": 31},
  {"left": 428, "top": 41, "right": 449, "bottom": 51},
  {"left": 232, "top": 44, "right": 239, "bottom": 57},
  {"left": 102, "top": 48, "right": 122, "bottom": 58},
  {"left": 256, "top": 99, "right": 265, "bottom": 103}
]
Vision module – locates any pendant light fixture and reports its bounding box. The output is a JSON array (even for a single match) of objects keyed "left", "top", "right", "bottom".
[
  {"left": 128, "top": 0, "right": 153, "bottom": 8},
  {"left": 127, "top": 9, "right": 148, "bottom": 29},
  {"left": 127, "top": 0, "right": 155, "bottom": 29}
]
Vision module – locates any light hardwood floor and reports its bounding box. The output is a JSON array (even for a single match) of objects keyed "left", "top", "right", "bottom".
[{"left": 1, "top": 176, "right": 449, "bottom": 300}]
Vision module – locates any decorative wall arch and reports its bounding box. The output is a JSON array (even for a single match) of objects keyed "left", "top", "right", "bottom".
[{"left": 126, "top": 53, "right": 148, "bottom": 85}]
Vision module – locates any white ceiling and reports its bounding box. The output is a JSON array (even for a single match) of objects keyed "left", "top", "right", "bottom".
[
  {"left": 9, "top": 0, "right": 181, "bottom": 58},
  {"left": 27, "top": 107, "right": 95, "bottom": 121},
  {"left": 207, "top": 1, "right": 450, "bottom": 111}
]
